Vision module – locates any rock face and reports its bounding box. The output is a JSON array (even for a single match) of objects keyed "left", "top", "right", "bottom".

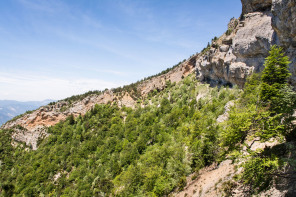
[
  {"left": 272, "top": 0, "right": 296, "bottom": 86},
  {"left": 11, "top": 126, "right": 48, "bottom": 150},
  {"left": 196, "top": 0, "right": 296, "bottom": 88},
  {"left": 196, "top": 12, "right": 274, "bottom": 88}
]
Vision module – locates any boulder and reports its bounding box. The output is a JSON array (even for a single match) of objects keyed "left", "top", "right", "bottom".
[{"left": 219, "top": 45, "right": 230, "bottom": 52}]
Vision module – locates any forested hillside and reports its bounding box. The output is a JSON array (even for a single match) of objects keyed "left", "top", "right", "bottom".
[
  {"left": 1, "top": 0, "right": 296, "bottom": 196},
  {"left": 1, "top": 47, "right": 295, "bottom": 196},
  {"left": 0, "top": 74, "right": 240, "bottom": 196}
]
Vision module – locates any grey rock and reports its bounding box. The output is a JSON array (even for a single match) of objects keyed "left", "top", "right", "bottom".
[
  {"left": 196, "top": 11, "right": 273, "bottom": 88},
  {"left": 196, "top": 0, "right": 296, "bottom": 88},
  {"left": 272, "top": 0, "right": 296, "bottom": 47},
  {"left": 219, "top": 45, "right": 230, "bottom": 52},
  {"left": 217, "top": 101, "right": 234, "bottom": 123},
  {"left": 233, "top": 13, "right": 274, "bottom": 58},
  {"left": 272, "top": 0, "right": 296, "bottom": 86}
]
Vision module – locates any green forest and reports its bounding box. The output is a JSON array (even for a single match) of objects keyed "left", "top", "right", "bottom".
[{"left": 0, "top": 46, "right": 296, "bottom": 196}]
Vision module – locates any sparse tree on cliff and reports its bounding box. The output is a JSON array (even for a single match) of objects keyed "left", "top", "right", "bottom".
[
  {"left": 260, "top": 45, "right": 296, "bottom": 138},
  {"left": 260, "top": 45, "right": 292, "bottom": 112}
]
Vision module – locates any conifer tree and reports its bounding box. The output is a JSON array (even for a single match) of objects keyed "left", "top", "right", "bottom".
[
  {"left": 260, "top": 45, "right": 291, "bottom": 111},
  {"left": 260, "top": 45, "right": 296, "bottom": 139}
]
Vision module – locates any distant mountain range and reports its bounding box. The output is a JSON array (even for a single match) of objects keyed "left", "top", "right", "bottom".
[{"left": 0, "top": 100, "right": 54, "bottom": 126}]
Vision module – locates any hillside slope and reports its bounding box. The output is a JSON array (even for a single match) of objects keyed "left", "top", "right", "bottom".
[
  {"left": 2, "top": 0, "right": 296, "bottom": 150},
  {"left": 1, "top": 0, "right": 296, "bottom": 196},
  {"left": 0, "top": 74, "right": 243, "bottom": 196},
  {"left": 1, "top": 57, "right": 196, "bottom": 149}
]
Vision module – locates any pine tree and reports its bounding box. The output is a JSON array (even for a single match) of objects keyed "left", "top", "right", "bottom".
[
  {"left": 260, "top": 45, "right": 291, "bottom": 110},
  {"left": 260, "top": 45, "right": 296, "bottom": 139}
]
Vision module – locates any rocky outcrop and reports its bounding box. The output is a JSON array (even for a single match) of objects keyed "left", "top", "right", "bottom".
[
  {"left": 11, "top": 126, "right": 48, "bottom": 150},
  {"left": 272, "top": 0, "right": 296, "bottom": 86},
  {"left": 196, "top": 11, "right": 274, "bottom": 88},
  {"left": 272, "top": 0, "right": 296, "bottom": 47},
  {"left": 138, "top": 57, "right": 195, "bottom": 96},
  {"left": 216, "top": 101, "right": 234, "bottom": 123},
  {"left": 196, "top": 0, "right": 296, "bottom": 88},
  {"left": 3, "top": 0, "right": 296, "bottom": 150}
]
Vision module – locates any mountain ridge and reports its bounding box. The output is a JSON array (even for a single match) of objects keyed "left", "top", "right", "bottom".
[
  {"left": 1, "top": 0, "right": 296, "bottom": 196},
  {"left": 1, "top": 57, "right": 196, "bottom": 149},
  {"left": 0, "top": 99, "right": 54, "bottom": 126}
]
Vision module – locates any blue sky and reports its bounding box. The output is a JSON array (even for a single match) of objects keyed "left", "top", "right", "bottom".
[{"left": 0, "top": 0, "right": 241, "bottom": 101}]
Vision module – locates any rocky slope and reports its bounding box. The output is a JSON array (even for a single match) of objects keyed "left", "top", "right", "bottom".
[
  {"left": 175, "top": 1, "right": 296, "bottom": 196},
  {"left": 1, "top": 1, "right": 296, "bottom": 196},
  {"left": 1, "top": 57, "right": 196, "bottom": 149},
  {"left": 174, "top": 138, "right": 292, "bottom": 197},
  {"left": 195, "top": 0, "right": 296, "bottom": 88}
]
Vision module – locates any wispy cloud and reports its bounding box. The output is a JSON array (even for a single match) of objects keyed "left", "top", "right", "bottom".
[
  {"left": 81, "top": 14, "right": 103, "bottom": 29},
  {"left": 0, "top": 71, "right": 123, "bottom": 101},
  {"left": 100, "top": 69, "right": 131, "bottom": 77},
  {"left": 70, "top": 65, "right": 135, "bottom": 77},
  {"left": 46, "top": 27, "right": 152, "bottom": 65}
]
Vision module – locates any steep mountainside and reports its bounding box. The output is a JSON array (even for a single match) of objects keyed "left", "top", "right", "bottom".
[
  {"left": 1, "top": 58, "right": 196, "bottom": 149},
  {"left": 0, "top": 0, "right": 296, "bottom": 196},
  {"left": 2, "top": 0, "right": 295, "bottom": 149},
  {"left": 0, "top": 74, "right": 243, "bottom": 196}
]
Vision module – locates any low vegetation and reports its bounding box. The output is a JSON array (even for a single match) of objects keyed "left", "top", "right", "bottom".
[{"left": 220, "top": 46, "right": 296, "bottom": 194}]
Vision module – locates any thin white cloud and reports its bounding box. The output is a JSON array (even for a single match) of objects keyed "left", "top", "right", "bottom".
[
  {"left": 0, "top": 71, "right": 122, "bottom": 101},
  {"left": 47, "top": 28, "right": 151, "bottom": 64},
  {"left": 100, "top": 69, "right": 130, "bottom": 76},
  {"left": 82, "top": 14, "right": 103, "bottom": 29},
  {"left": 84, "top": 68, "right": 134, "bottom": 77}
]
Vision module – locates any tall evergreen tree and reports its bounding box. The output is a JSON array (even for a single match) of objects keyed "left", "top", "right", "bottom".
[
  {"left": 260, "top": 45, "right": 291, "bottom": 110},
  {"left": 260, "top": 45, "right": 296, "bottom": 140}
]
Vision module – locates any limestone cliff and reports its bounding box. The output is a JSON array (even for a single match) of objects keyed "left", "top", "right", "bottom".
[
  {"left": 195, "top": 0, "right": 296, "bottom": 88},
  {"left": 272, "top": 0, "right": 296, "bottom": 86}
]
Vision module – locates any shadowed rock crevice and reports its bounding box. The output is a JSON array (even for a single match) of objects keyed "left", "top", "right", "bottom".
[{"left": 241, "top": 0, "right": 272, "bottom": 15}]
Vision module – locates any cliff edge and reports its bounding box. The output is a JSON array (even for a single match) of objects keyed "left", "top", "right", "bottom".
[{"left": 195, "top": 0, "right": 296, "bottom": 88}]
